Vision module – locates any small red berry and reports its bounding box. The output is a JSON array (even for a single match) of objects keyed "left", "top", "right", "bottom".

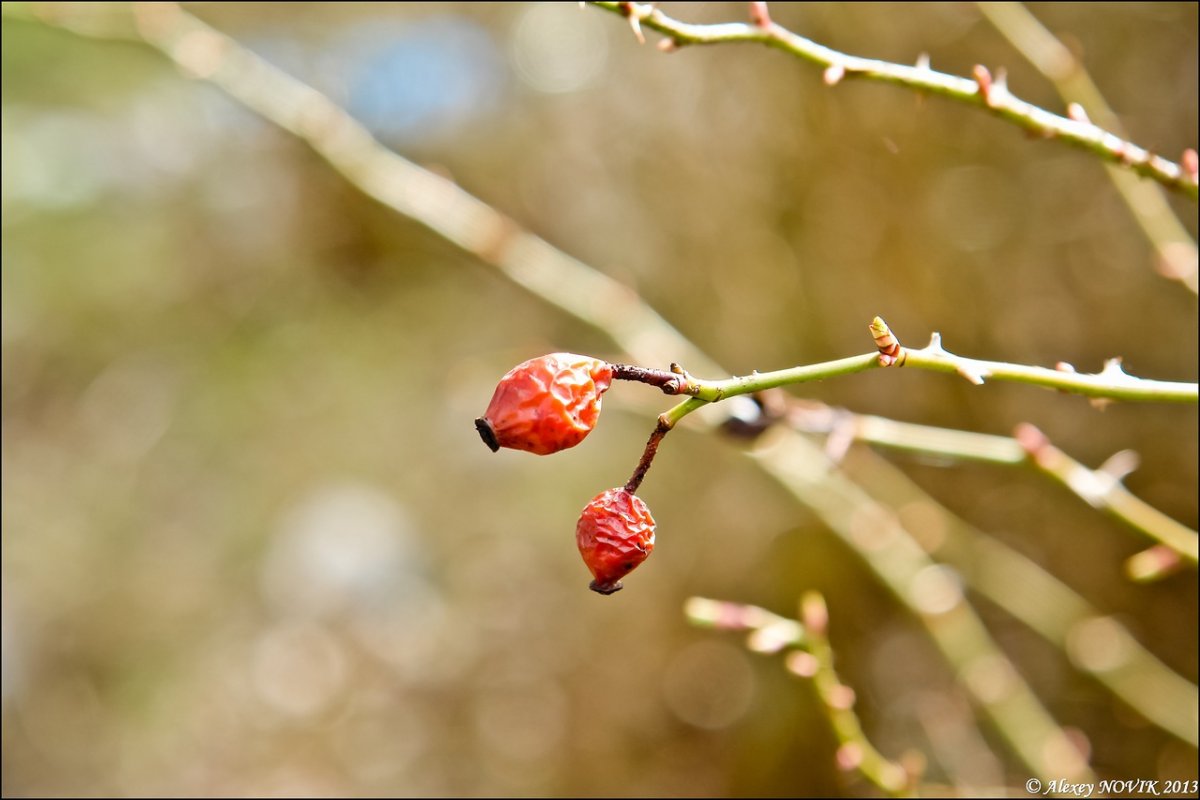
[
  {"left": 576, "top": 488, "right": 656, "bottom": 595},
  {"left": 476, "top": 353, "right": 613, "bottom": 456}
]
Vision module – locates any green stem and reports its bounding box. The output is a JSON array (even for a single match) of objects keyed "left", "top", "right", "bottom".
[
  {"left": 661, "top": 343, "right": 1195, "bottom": 427},
  {"left": 976, "top": 1, "right": 1198, "bottom": 294},
  {"left": 902, "top": 342, "right": 1198, "bottom": 403},
  {"left": 689, "top": 354, "right": 882, "bottom": 402},
  {"left": 684, "top": 595, "right": 914, "bottom": 797},
  {"left": 840, "top": 414, "right": 1198, "bottom": 568}
]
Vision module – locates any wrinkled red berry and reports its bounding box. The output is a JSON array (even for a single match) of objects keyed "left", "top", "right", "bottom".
[
  {"left": 576, "top": 488, "right": 656, "bottom": 595},
  {"left": 476, "top": 353, "right": 613, "bottom": 456}
]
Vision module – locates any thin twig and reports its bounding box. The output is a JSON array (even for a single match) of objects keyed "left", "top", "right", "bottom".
[
  {"left": 639, "top": 317, "right": 1198, "bottom": 406},
  {"left": 1014, "top": 423, "right": 1198, "bottom": 568},
  {"left": 796, "top": 409, "right": 1198, "bottom": 574},
  {"left": 870, "top": 317, "right": 1196, "bottom": 404},
  {"left": 839, "top": 445, "right": 1200, "bottom": 747},
  {"left": 977, "top": 2, "right": 1199, "bottom": 294},
  {"left": 590, "top": 1, "right": 1198, "bottom": 199},
  {"left": 748, "top": 426, "right": 1094, "bottom": 779},
  {"left": 686, "top": 595, "right": 915, "bottom": 797}
]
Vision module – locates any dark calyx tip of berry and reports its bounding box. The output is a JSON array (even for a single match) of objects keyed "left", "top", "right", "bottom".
[
  {"left": 589, "top": 579, "right": 624, "bottom": 595},
  {"left": 475, "top": 417, "right": 500, "bottom": 452}
]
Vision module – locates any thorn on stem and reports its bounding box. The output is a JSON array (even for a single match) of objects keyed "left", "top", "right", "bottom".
[
  {"left": 1114, "top": 140, "right": 1136, "bottom": 166},
  {"left": 748, "top": 1, "right": 771, "bottom": 28},
  {"left": 785, "top": 651, "right": 819, "bottom": 678},
  {"left": 1126, "top": 545, "right": 1183, "bottom": 582},
  {"left": 955, "top": 366, "right": 987, "bottom": 385},
  {"left": 826, "top": 683, "right": 857, "bottom": 711},
  {"left": 1183, "top": 148, "right": 1199, "bottom": 183},
  {"left": 915, "top": 52, "right": 930, "bottom": 71},
  {"left": 972, "top": 64, "right": 992, "bottom": 98},
  {"left": 1099, "top": 357, "right": 1129, "bottom": 380},
  {"left": 973, "top": 65, "right": 1007, "bottom": 108},
  {"left": 1097, "top": 449, "right": 1139, "bottom": 482},
  {"left": 823, "top": 64, "right": 846, "bottom": 86},
  {"left": 618, "top": 1, "right": 646, "bottom": 43},
  {"left": 656, "top": 37, "right": 678, "bottom": 52},
  {"left": 1067, "top": 102, "right": 1090, "bottom": 123},
  {"left": 628, "top": 13, "right": 645, "bottom": 43},
  {"left": 836, "top": 743, "right": 865, "bottom": 771}
]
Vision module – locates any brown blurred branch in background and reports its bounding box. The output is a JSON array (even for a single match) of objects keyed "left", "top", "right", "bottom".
[
  {"left": 1014, "top": 423, "right": 1199, "bottom": 574},
  {"left": 591, "top": 1, "right": 1199, "bottom": 200},
  {"left": 835, "top": 443, "right": 1200, "bottom": 749},
  {"left": 977, "top": 2, "right": 1199, "bottom": 294},
  {"left": 686, "top": 595, "right": 919, "bottom": 797},
  {"left": 789, "top": 405, "right": 1199, "bottom": 575}
]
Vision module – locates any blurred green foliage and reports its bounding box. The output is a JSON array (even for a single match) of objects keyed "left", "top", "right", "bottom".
[{"left": 2, "top": 3, "right": 1196, "bottom": 796}]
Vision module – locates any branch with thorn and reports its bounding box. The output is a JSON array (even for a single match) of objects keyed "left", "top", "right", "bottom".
[
  {"left": 590, "top": 1, "right": 1199, "bottom": 199},
  {"left": 686, "top": 594, "right": 918, "bottom": 797}
]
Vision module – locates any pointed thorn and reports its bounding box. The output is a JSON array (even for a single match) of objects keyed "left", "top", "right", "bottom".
[
  {"left": 1098, "top": 449, "right": 1139, "bottom": 481},
  {"left": 916, "top": 52, "right": 930, "bottom": 71},
  {"left": 628, "top": 13, "right": 645, "bottom": 44},
  {"left": 1100, "top": 357, "right": 1128, "bottom": 379},
  {"left": 956, "top": 366, "right": 986, "bottom": 385},
  {"left": 748, "top": 1, "right": 771, "bottom": 28},
  {"left": 1126, "top": 545, "right": 1183, "bottom": 583},
  {"left": 824, "top": 64, "right": 846, "bottom": 86},
  {"left": 1183, "top": 149, "right": 1199, "bottom": 183},
  {"left": 1067, "top": 102, "right": 1090, "bottom": 123},
  {"left": 972, "top": 64, "right": 992, "bottom": 99},
  {"left": 657, "top": 37, "right": 678, "bottom": 52}
]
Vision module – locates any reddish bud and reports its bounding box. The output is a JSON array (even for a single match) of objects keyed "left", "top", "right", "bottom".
[
  {"left": 576, "top": 488, "right": 656, "bottom": 595},
  {"left": 476, "top": 353, "right": 613, "bottom": 455}
]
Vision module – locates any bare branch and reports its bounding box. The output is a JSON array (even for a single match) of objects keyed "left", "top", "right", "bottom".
[
  {"left": 590, "top": 1, "right": 1199, "bottom": 199},
  {"left": 977, "top": 2, "right": 1198, "bottom": 293}
]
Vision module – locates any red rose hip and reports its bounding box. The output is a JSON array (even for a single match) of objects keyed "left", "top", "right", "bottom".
[
  {"left": 576, "top": 488, "right": 656, "bottom": 595},
  {"left": 476, "top": 353, "right": 613, "bottom": 456}
]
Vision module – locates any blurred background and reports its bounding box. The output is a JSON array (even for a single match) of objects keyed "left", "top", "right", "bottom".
[{"left": 2, "top": 2, "right": 1196, "bottom": 796}]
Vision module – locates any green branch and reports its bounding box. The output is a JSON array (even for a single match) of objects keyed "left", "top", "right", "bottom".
[
  {"left": 686, "top": 594, "right": 916, "bottom": 797},
  {"left": 625, "top": 318, "right": 1197, "bottom": 414},
  {"left": 590, "top": 1, "right": 1199, "bottom": 200},
  {"left": 799, "top": 411, "right": 1198, "bottom": 574},
  {"left": 977, "top": 2, "right": 1199, "bottom": 294}
]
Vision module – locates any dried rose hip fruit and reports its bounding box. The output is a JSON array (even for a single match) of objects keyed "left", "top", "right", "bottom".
[
  {"left": 576, "top": 488, "right": 656, "bottom": 595},
  {"left": 476, "top": 353, "right": 614, "bottom": 456}
]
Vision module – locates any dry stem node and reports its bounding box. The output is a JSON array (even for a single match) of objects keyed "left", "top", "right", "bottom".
[
  {"left": 624, "top": 416, "right": 673, "bottom": 494},
  {"left": 611, "top": 363, "right": 687, "bottom": 394}
]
